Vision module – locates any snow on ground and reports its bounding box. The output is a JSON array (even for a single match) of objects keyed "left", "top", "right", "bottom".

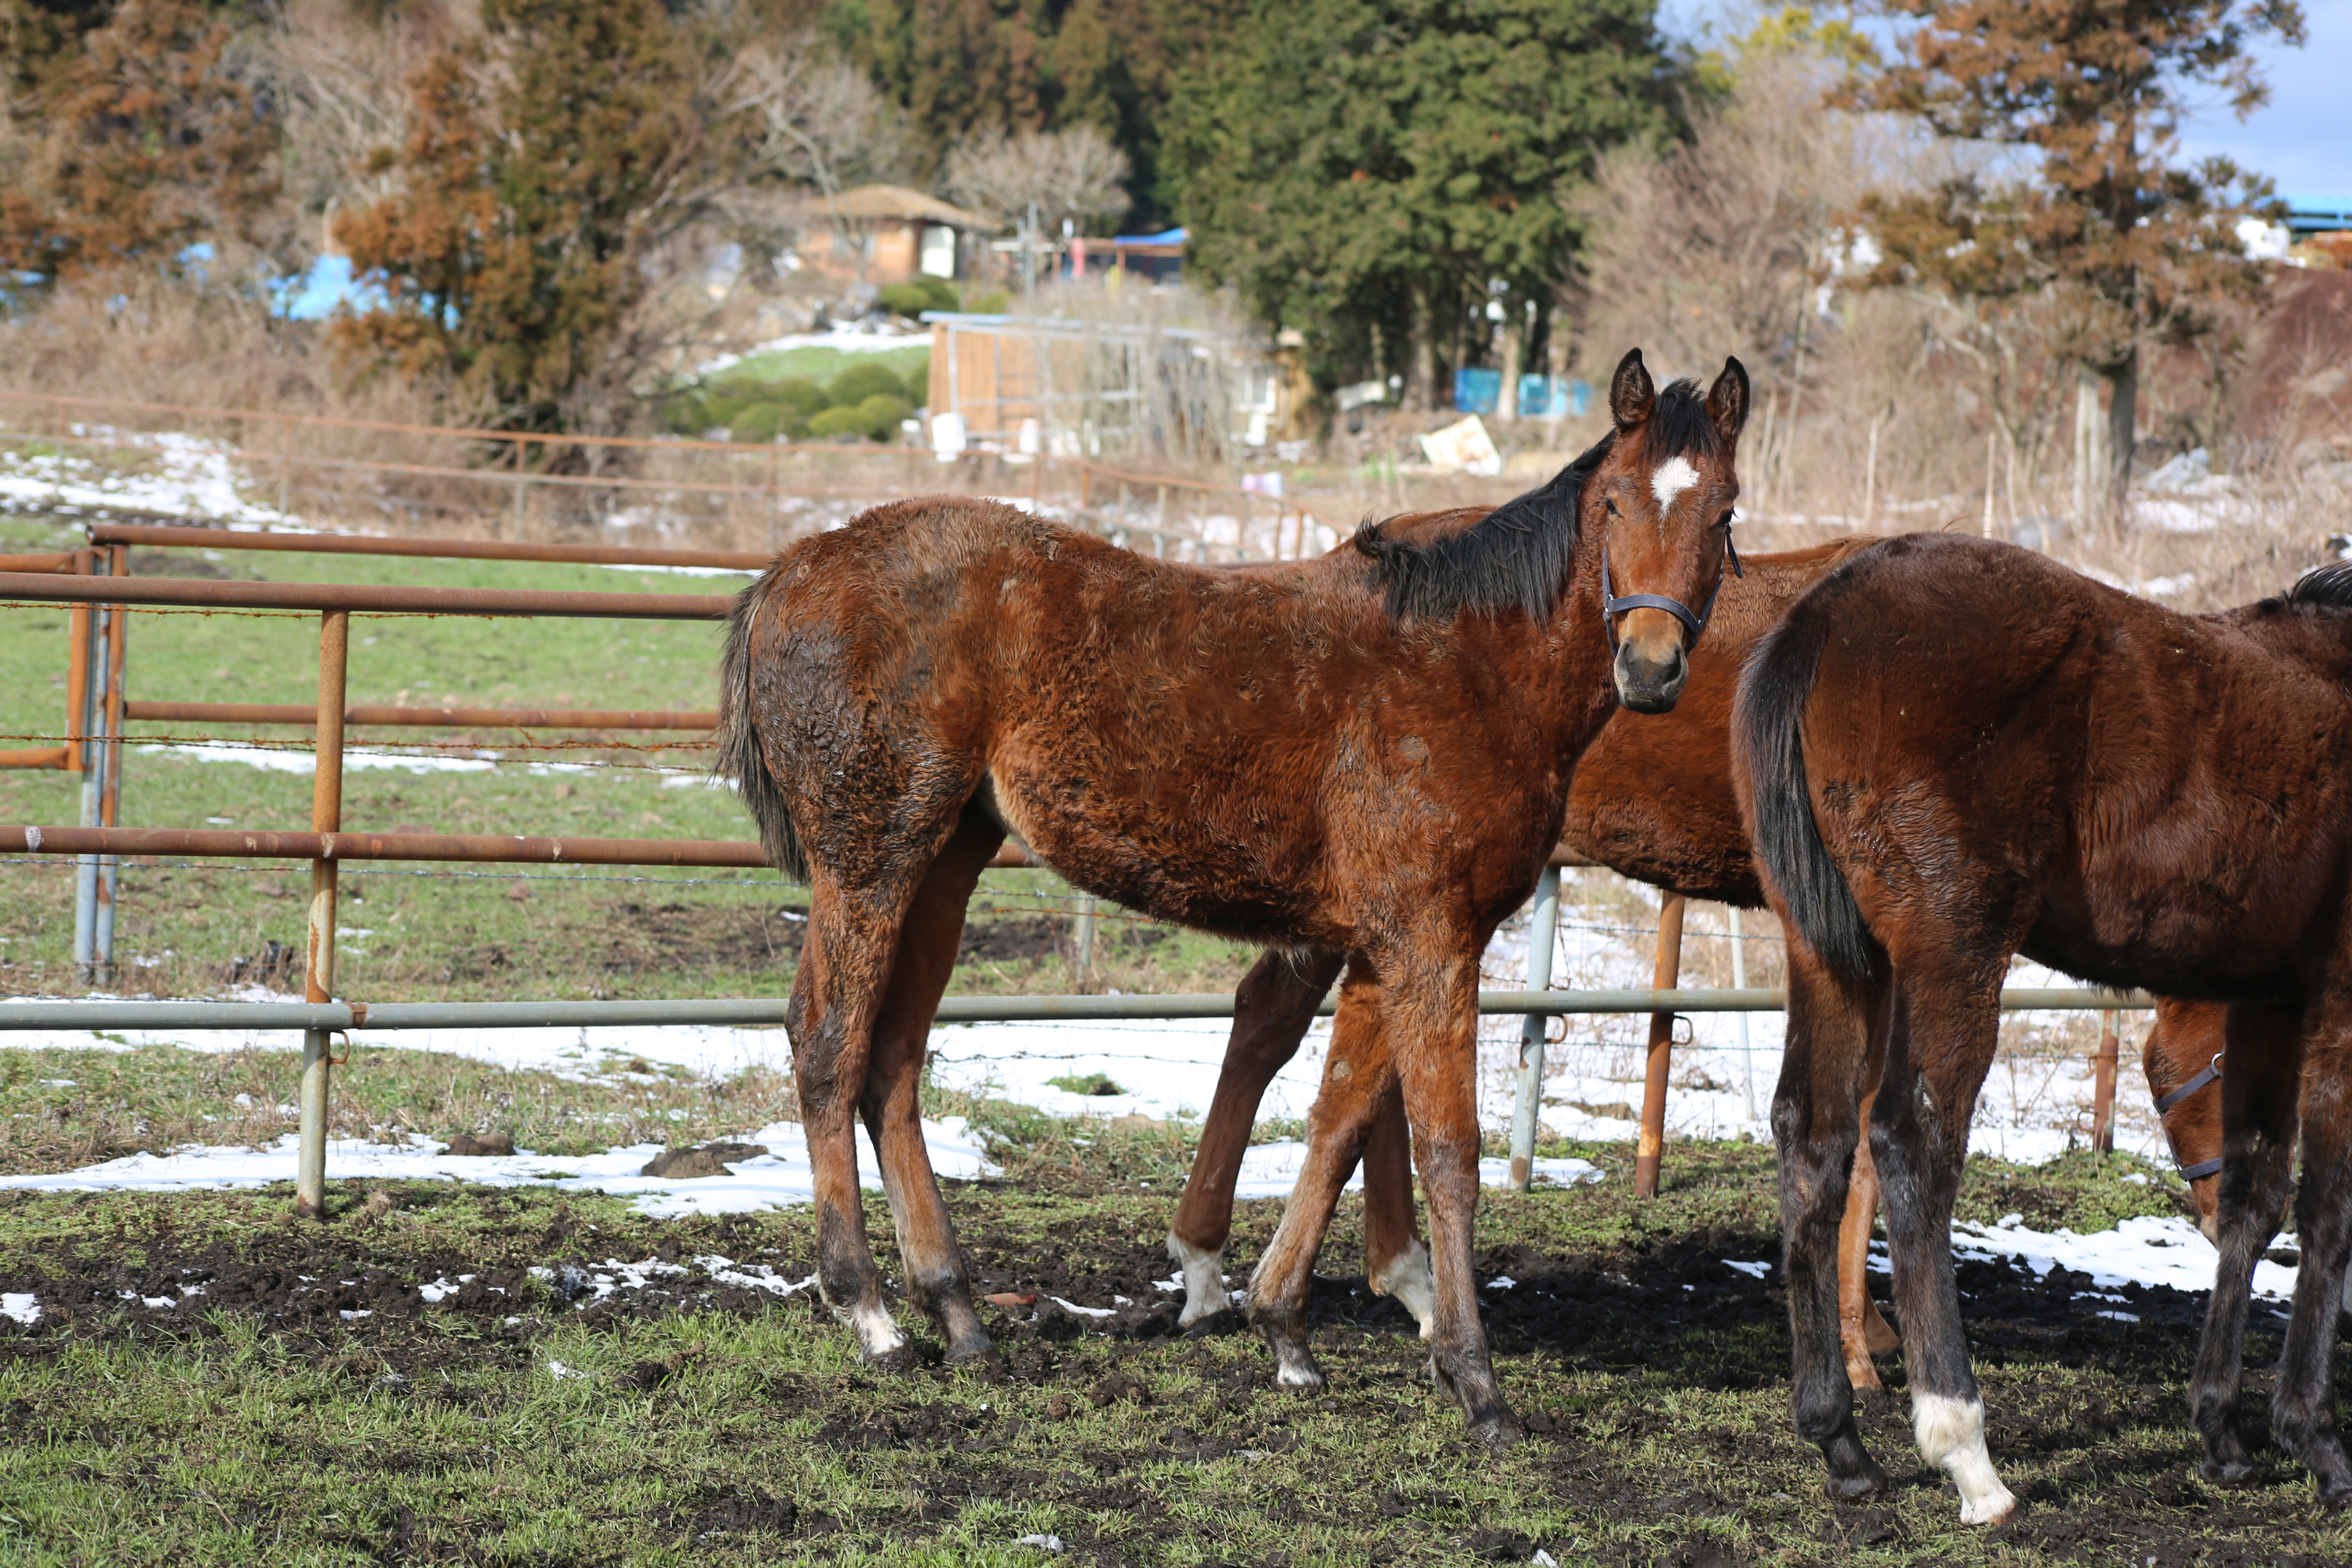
[
  {"left": 133, "top": 741, "right": 653, "bottom": 779},
  {"left": 0, "top": 1120, "right": 989, "bottom": 1220},
  {"left": 0, "top": 429, "right": 298, "bottom": 527},
  {"left": 693, "top": 325, "right": 930, "bottom": 379},
  {"left": 1931, "top": 1214, "right": 2302, "bottom": 1304}
]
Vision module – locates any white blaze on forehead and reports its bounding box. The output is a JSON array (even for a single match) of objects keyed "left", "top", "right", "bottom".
[{"left": 1650, "top": 454, "right": 1701, "bottom": 512}]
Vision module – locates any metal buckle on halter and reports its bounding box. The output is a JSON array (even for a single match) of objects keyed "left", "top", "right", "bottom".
[
  {"left": 2153, "top": 1051, "right": 2223, "bottom": 1117},
  {"left": 1599, "top": 532, "right": 1740, "bottom": 654}
]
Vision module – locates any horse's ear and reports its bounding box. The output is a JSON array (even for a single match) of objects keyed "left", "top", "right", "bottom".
[
  {"left": 1707, "top": 356, "right": 1751, "bottom": 444},
  {"left": 1609, "top": 348, "right": 1654, "bottom": 429}
]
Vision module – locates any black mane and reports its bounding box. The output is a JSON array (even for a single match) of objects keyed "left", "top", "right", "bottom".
[
  {"left": 2287, "top": 560, "right": 2352, "bottom": 610},
  {"left": 1351, "top": 377, "right": 1723, "bottom": 621}
]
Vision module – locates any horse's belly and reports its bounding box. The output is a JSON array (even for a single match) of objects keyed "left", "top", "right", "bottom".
[{"left": 982, "top": 762, "right": 1324, "bottom": 944}]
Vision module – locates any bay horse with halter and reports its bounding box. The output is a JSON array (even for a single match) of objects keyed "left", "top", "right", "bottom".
[
  {"left": 1161, "top": 538, "right": 2244, "bottom": 1393},
  {"left": 716, "top": 349, "right": 1750, "bottom": 1445},
  {"left": 1738, "top": 532, "right": 2352, "bottom": 1520}
]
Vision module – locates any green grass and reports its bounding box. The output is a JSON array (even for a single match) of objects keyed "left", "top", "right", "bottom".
[
  {"left": 0, "top": 523, "right": 1255, "bottom": 1003},
  {"left": 0, "top": 1142, "right": 2337, "bottom": 1566},
  {"left": 716, "top": 344, "right": 931, "bottom": 391}
]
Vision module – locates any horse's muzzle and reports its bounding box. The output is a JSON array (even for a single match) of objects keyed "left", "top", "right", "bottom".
[{"left": 1614, "top": 639, "right": 1688, "bottom": 714}]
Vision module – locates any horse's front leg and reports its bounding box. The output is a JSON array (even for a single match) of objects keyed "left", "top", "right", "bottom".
[
  {"left": 1171, "top": 947, "right": 1343, "bottom": 1332},
  {"left": 2269, "top": 1000, "right": 2352, "bottom": 1503},
  {"left": 1246, "top": 958, "right": 1392, "bottom": 1389},
  {"left": 2189, "top": 1002, "right": 2299, "bottom": 1481},
  {"left": 1391, "top": 951, "right": 1522, "bottom": 1450},
  {"left": 1773, "top": 942, "right": 1888, "bottom": 1498},
  {"left": 1873, "top": 959, "right": 2017, "bottom": 1526}
]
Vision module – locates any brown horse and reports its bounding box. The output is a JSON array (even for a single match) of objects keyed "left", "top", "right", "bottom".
[
  {"left": 717, "top": 350, "right": 1750, "bottom": 1446},
  {"left": 1738, "top": 532, "right": 2352, "bottom": 1519},
  {"left": 1163, "top": 542, "right": 2240, "bottom": 1393}
]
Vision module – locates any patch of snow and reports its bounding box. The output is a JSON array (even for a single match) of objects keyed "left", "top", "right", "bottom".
[
  {"left": 1904, "top": 1213, "right": 2303, "bottom": 1301},
  {"left": 1724, "top": 1259, "right": 1771, "bottom": 1279},
  {"left": 547, "top": 1360, "right": 583, "bottom": 1379},
  {"left": 1484, "top": 1276, "right": 1517, "bottom": 1291},
  {"left": 0, "top": 1120, "right": 992, "bottom": 1219},
  {"left": 1, "top": 1293, "right": 38, "bottom": 1326},
  {"left": 1049, "top": 1296, "right": 1116, "bottom": 1319}
]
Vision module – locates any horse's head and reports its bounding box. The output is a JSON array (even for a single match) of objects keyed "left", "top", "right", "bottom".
[{"left": 1591, "top": 348, "right": 1749, "bottom": 714}]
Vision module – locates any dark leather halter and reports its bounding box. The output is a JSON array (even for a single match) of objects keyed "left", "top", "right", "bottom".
[
  {"left": 2155, "top": 1050, "right": 2224, "bottom": 1182},
  {"left": 1599, "top": 527, "right": 1742, "bottom": 653}
]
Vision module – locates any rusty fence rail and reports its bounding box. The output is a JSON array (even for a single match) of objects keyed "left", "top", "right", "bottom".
[{"left": 0, "top": 988, "right": 2152, "bottom": 1033}]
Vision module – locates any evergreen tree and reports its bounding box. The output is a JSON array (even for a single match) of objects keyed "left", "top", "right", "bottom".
[
  {"left": 1160, "top": 0, "right": 1671, "bottom": 406},
  {"left": 1848, "top": 0, "right": 2304, "bottom": 508},
  {"left": 0, "top": 0, "right": 281, "bottom": 286}
]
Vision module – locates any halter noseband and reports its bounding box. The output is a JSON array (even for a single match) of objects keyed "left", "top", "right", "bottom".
[
  {"left": 2156, "top": 1051, "right": 2224, "bottom": 1183},
  {"left": 1599, "top": 528, "right": 1742, "bottom": 653}
]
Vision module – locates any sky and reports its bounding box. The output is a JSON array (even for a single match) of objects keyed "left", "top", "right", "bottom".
[{"left": 1659, "top": 0, "right": 2352, "bottom": 203}]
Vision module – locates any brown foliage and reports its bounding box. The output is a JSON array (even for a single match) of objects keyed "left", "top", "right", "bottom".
[{"left": 0, "top": 0, "right": 283, "bottom": 284}]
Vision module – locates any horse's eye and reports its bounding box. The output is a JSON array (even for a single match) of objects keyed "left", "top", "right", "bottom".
[
  {"left": 1718, "top": 510, "right": 1735, "bottom": 530},
  {"left": 1605, "top": 496, "right": 1619, "bottom": 515}
]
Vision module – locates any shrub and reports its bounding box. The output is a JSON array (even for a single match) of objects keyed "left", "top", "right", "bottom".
[
  {"left": 874, "top": 277, "right": 958, "bottom": 318},
  {"left": 806, "top": 393, "right": 913, "bottom": 441},
  {"left": 806, "top": 403, "right": 870, "bottom": 440},
  {"left": 726, "top": 401, "right": 788, "bottom": 443},
  {"left": 825, "top": 361, "right": 906, "bottom": 406}
]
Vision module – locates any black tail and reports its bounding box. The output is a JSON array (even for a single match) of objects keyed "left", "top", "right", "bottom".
[
  {"left": 714, "top": 570, "right": 807, "bottom": 883},
  {"left": 1735, "top": 599, "right": 1876, "bottom": 980}
]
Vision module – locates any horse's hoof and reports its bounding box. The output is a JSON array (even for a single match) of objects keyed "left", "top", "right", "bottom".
[
  {"left": 864, "top": 1343, "right": 920, "bottom": 1374},
  {"left": 2201, "top": 1457, "right": 2256, "bottom": 1488},
  {"left": 1469, "top": 1414, "right": 1525, "bottom": 1452},
  {"left": 946, "top": 1343, "right": 1004, "bottom": 1379},
  {"left": 1181, "top": 1308, "right": 1241, "bottom": 1339},
  {"left": 1825, "top": 1461, "right": 1888, "bottom": 1502}
]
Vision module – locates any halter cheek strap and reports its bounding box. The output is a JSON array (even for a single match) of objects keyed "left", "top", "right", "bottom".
[
  {"left": 1600, "top": 531, "right": 1742, "bottom": 653},
  {"left": 2154, "top": 1051, "right": 2224, "bottom": 1182}
]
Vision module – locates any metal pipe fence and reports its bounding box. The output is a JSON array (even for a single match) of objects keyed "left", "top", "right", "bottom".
[{"left": 0, "top": 534, "right": 2157, "bottom": 1211}]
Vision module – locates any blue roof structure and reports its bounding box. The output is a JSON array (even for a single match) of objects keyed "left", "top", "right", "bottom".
[
  {"left": 1111, "top": 228, "right": 1186, "bottom": 247},
  {"left": 2285, "top": 197, "right": 2352, "bottom": 234}
]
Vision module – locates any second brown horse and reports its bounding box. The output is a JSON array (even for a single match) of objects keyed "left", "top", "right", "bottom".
[{"left": 1163, "top": 535, "right": 2236, "bottom": 1391}]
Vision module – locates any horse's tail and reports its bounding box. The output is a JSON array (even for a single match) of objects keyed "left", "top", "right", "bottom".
[
  {"left": 715, "top": 570, "right": 808, "bottom": 884},
  {"left": 1736, "top": 593, "right": 1877, "bottom": 981}
]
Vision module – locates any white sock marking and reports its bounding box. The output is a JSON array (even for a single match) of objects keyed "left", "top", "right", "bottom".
[
  {"left": 1167, "top": 1233, "right": 1229, "bottom": 1326},
  {"left": 1650, "top": 454, "right": 1699, "bottom": 513},
  {"left": 846, "top": 1298, "right": 907, "bottom": 1358},
  {"left": 1912, "top": 1391, "right": 2018, "bottom": 1525},
  {"left": 1370, "top": 1236, "right": 1437, "bottom": 1339}
]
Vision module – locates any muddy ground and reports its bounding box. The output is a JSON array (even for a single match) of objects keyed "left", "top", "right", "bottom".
[{"left": 1, "top": 1145, "right": 2346, "bottom": 1566}]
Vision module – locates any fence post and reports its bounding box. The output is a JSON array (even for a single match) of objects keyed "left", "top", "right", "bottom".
[
  {"left": 71, "top": 552, "right": 111, "bottom": 987},
  {"left": 1634, "top": 893, "right": 1686, "bottom": 1198},
  {"left": 1730, "top": 905, "right": 1754, "bottom": 1123},
  {"left": 1507, "top": 864, "right": 1562, "bottom": 1191},
  {"left": 2092, "top": 1010, "right": 2120, "bottom": 1156},
  {"left": 95, "top": 544, "right": 127, "bottom": 978},
  {"left": 296, "top": 609, "right": 350, "bottom": 1219},
  {"left": 280, "top": 414, "right": 295, "bottom": 520},
  {"left": 511, "top": 438, "right": 527, "bottom": 535},
  {"left": 1070, "top": 894, "right": 1097, "bottom": 991}
]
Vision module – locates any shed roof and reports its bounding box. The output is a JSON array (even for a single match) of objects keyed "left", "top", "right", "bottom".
[{"left": 811, "top": 185, "right": 1000, "bottom": 230}]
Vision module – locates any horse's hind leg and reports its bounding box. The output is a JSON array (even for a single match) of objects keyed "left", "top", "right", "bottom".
[
  {"left": 1873, "top": 958, "right": 2017, "bottom": 1526},
  {"left": 859, "top": 808, "right": 1006, "bottom": 1366},
  {"left": 1773, "top": 944, "right": 1888, "bottom": 1499},
  {"left": 1362, "top": 1081, "right": 1435, "bottom": 1336},
  {"left": 1170, "top": 947, "right": 1343, "bottom": 1332},
  {"left": 2191, "top": 1002, "right": 2299, "bottom": 1483},
  {"left": 1248, "top": 957, "right": 1394, "bottom": 1390},
  {"left": 2265, "top": 1000, "right": 2352, "bottom": 1501},
  {"left": 789, "top": 866, "right": 928, "bottom": 1367},
  {"left": 1838, "top": 1085, "right": 1899, "bottom": 1390}
]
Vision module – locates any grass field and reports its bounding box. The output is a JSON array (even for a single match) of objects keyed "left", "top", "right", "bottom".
[{"left": 5, "top": 1137, "right": 2345, "bottom": 1568}]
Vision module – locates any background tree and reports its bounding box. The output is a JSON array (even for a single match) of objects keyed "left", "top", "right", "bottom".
[
  {"left": 0, "top": 0, "right": 284, "bottom": 287},
  {"left": 329, "top": 0, "right": 868, "bottom": 438},
  {"left": 832, "top": 0, "right": 1243, "bottom": 228},
  {"left": 1847, "top": 0, "right": 2305, "bottom": 514},
  {"left": 942, "top": 124, "right": 1131, "bottom": 231},
  {"left": 1161, "top": 0, "right": 1671, "bottom": 409}
]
